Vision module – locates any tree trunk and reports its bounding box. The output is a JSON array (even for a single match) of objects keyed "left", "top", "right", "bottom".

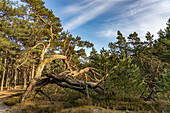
[
  {"left": 21, "top": 73, "right": 105, "bottom": 102},
  {"left": 9, "top": 68, "right": 14, "bottom": 89},
  {"left": 21, "top": 79, "right": 38, "bottom": 102},
  {"left": 21, "top": 55, "right": 67, "bottom": 102},
  {"left": 17, "top": 71, "right": 20, "bottom": 84},
  {"left": 104, "top": 77, "right": 106, "bottom": 95},
  {"left": 6, "top": 66, "right": 10, "bottom": 90},
  {"left": 14, "top": 69, "right": 18, "bottom": 89},
  {"left": 35, "top": 55, "right": 67, "bottom": 79},
  {"left": 0, "top": 50, "right": 7, "bottom": 91},
  {"left": 84, "top": 74, "right": 90, "bottom": 98},
  {"left": 23, "top": 68, "right": 27, "bottom": 89},
  {"left": 85, "top": 81, "right": 90, "bottom": 98},
  {"left": 31, "top": 63, "right": 35, "bottom": 79},
  {"left": 29, "top": 66, "right": 32, "bottom": 82},
  {"left": 5, "top": 61, "right": 11, "bottom": 89}
]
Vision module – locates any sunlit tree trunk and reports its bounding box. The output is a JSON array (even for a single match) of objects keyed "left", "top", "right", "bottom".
[
  {"left": 21, "top": 55, "right": 67, "bottom": 102},
  {"left": 29, "top": 66, "right": 32, "bottom": 82},
  {"left": 14, "top": 69, "right": 18, "bottom": 89},
  {"left": 0, "top": 50, "right": 7, "bottom": 91},
  {"left": 31, "top": 63, "right": 35, "bottom": 79},
  {"left": 17, "top": 70, "right": 20, "bottom": 84},
  {"left": 23, "top": 68, "right": 27, "bottom": 89}
]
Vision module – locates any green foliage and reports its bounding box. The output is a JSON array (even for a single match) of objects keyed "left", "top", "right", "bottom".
[
  {"left": 156, "top": 70, "right": 170, "bottom": 100},
  {"left": 107, "top": 54, "right": 143, "bottom": 96},
  {"left": 1, "top": 0, "right": 170, "bottom": 112},
  {"left": 128, "top": 32, "right": 142, "bottom": 54},
  {"left": 156, "top": 19, "right": 170, "bottom": 63},
  {"left": 115, "top": 31, "right": 128, "bottom": 56}
]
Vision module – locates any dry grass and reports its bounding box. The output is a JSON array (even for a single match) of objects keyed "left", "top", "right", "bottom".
[
  {"left": 0, "top": 85, "right": 25, "bottom": 105},
  {"left": 61, "top": 106, "right": 122, "bottom": 113},
  {"left": 2, "top": 84, "right": 170, "bottom": 113},
  {"left": 0, "top": 85, "right": 25, "bottom": 100}
]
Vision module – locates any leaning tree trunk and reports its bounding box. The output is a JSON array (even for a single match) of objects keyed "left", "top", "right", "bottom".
[
  {"left": 20, "top": 54, "right": 106, "bottom": 102},
  {"left": 20, "top": 55, "right": 67, "bottom": 102},
  {"left": 20, "top": 73, "right": 105, "bottom": 102}
]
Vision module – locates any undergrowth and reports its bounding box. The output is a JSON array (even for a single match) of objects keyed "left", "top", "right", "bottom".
[{"left": 4, "top": 84, "right": 170, "bottom": 113}]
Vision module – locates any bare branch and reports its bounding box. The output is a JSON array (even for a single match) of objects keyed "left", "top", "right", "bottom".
[
  {"left": 16, "top": 43, "right": 45, "bottom": 69},
  {"left": 35, "top": 55, "right": 67, "bottom": 79}
]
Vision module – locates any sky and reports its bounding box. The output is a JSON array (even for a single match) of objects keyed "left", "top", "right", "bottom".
[{"left": 14, "top": 0, "right": 170, "bottom": 54}]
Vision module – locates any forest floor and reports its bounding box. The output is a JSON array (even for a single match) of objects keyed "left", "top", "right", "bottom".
[
  {"left": 0, "top": 86, "right": 25, "bottom": 113},
  {"left": 1, "top": 84, "right": 169, "bottom": 113}
]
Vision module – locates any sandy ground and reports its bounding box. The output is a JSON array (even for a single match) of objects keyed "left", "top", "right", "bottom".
[
  {"left": 0, "top": 86, "right": 25, "bottom": 113},
  {"left": 0, "top": 99, "right": 9, "bottom": 113}
]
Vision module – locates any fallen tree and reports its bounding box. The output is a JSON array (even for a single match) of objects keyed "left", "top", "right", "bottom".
[
  {"left": 22, "top": 73, "right": 106, "bottom": 101},
  {"left": 18, "top": 13, "right": 106, "bottom": 102},
  {"left": 20, "top": 45, "right": 134, "bottom": 102},
  {"left": 20, "top": 51, "right": 109, "bottom": 102},
  {"left": 20, "top": 44, "right": 149, "bottom": 102},
  {"left": 20, "top": 62, "right": 107, "bottom": 102},
  {"left": 19, "top": 13, "right": 152, "bottom": 102}
]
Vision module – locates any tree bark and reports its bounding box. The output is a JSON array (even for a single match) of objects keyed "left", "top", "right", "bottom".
[
  {"left": 21, "top": 54, "right": 67, "bottom": 102},
  {"left": 34, "top": 55, "right": 67, "bottom": 79},
  {"left": 29, "top": 66, "right": 32, "bottom": 82},
  {"left": 21, "top": 79, "right": 38, "bottom": 102},
  {"left": 5, "top": 61, "right": 11, "bottom": 89},
  {"left": 48, "top": 74, "right": 104, "bottom": 93},
  {"left": 23, "top": 68, "right": 27, "bottom": 89},
  {"left": 0, "top": 50, "right": 7, "bottom": 91},
  {"left": 17, "top": 70, "right": 20, "bottom": 84},
  {"left": 85, "top": 81, "right": 90, "bottom": 98},
  {"left": 31, "top": 63, "right": 35, "bottom": 79},
  {"left": 21, "top": 72, "right": 105, "bottom": 102},
  {"left": 9, "top": 68, "right": 14, "bottom": 89},
  {"left": 14, "top": 69, "right": 18, "bottom": 89}
]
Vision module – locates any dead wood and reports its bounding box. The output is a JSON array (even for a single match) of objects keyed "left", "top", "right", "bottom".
[{"left": 20, "top": 72, "right": 107, "bottom": 102}]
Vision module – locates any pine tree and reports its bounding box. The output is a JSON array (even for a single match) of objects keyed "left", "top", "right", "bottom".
[
  {"left": 145, "top": 31, "right": 154, "bottom": 47},
  {"left": 156, "top": 19, "right": 170, "bottom": 63},
  {"left": 115, "top": 31, "right": 128, "bottom": 57},
  {"left": 107, "top": 54, "right": 142, "bottom": 97},
  {"left": 128, "top": 32, "right": 142, "bottom": 55},
  {"left": 0, "top": 0, "right": 25, "bottom": 90}
]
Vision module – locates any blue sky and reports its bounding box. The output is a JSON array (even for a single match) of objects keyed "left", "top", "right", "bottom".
[{"left": 14, "top": 0, "right": 170, "bottom": 54}]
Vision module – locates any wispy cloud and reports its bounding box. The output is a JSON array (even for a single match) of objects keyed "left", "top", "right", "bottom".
[
  {"left": 61, "top": 0, "right": 97, "bottom": 17},
  {"left": 98, "top": 0, "right": 170, "bottom": 40},
  {"left": 62, "top": 0, "right": 125, "bottom": 31}
]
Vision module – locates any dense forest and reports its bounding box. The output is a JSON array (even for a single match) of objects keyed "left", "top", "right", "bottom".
[{"left": 0, "top": 0, "right": 169, "bottom": 112}]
